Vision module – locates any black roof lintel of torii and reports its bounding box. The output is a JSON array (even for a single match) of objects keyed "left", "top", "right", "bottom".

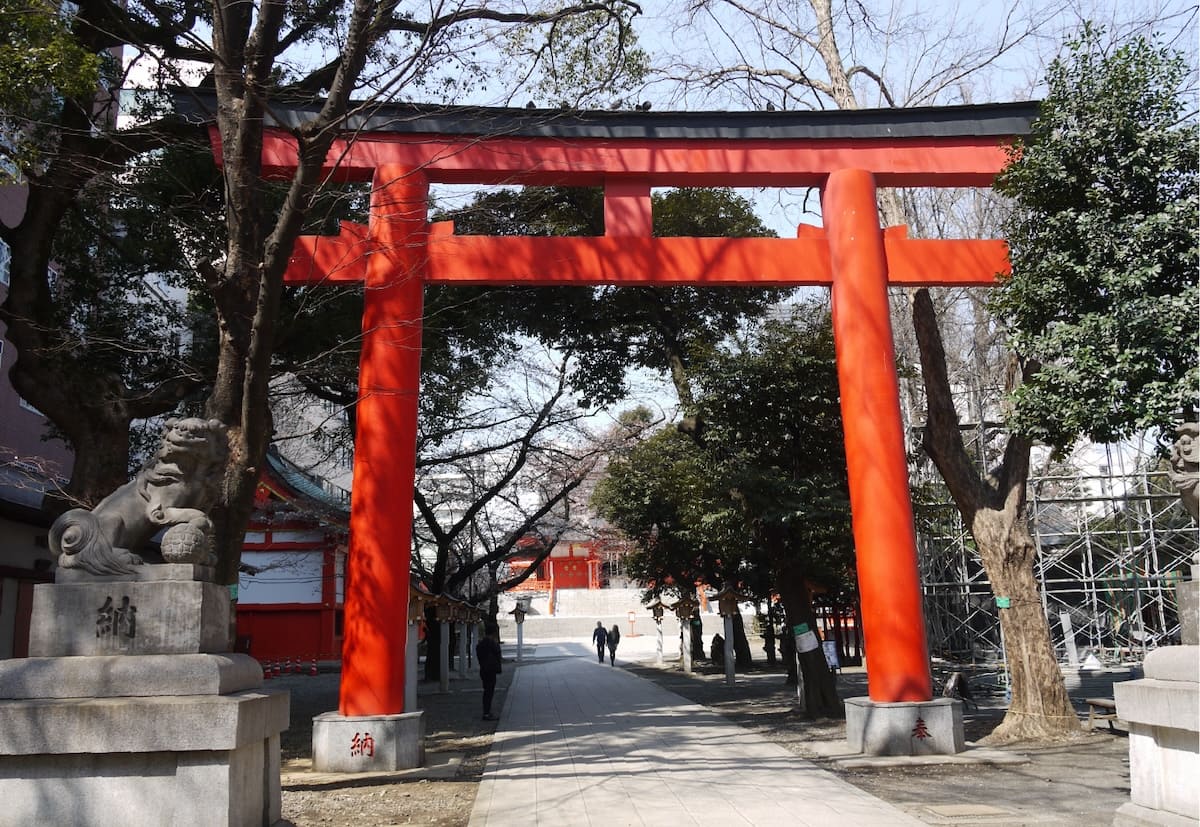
[{"left": 172, "top": 88, "right": 1039, "bottom": 143}]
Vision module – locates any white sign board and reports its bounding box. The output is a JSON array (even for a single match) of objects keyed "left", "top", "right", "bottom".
[
  {"left": 238, "top": 551, "right": 324, "bottom": 604},
  {"left": 795, "top": 629, "right": 820, "bottom": 653}
]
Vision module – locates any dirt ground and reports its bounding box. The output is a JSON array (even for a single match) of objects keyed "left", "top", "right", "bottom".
[{"left": 273, "top": 658, "right": 1132, "bottom": 827}]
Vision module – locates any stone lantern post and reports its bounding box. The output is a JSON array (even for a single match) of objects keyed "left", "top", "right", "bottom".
[
  {"left": 673, "top": 595, "right": 698, "bottom": 673},
  {"left": 433, "top": 596, "right": 454, "bottom": 693},
  {"left": 509, "top": 604, "right": 527, "bottom": 662},
  {"left": 406, "top": 585, "right": 430, "bottom": 712},
  {"left": 714, "top": 586, "right": 744, "bottom": 686},
  {"left": 647, "top": 599, "right": 667, "bottom": 665}
]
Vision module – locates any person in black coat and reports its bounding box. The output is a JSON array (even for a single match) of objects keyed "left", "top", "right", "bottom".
[
  {"left": 592, "top": 621, "right": 608, "bottom": 663},
  {"left": 607, "top": 624, "right": 621, "bottom": 665},
  {"left": 476, "top": 624, "right": 503, "bottom": 721}
]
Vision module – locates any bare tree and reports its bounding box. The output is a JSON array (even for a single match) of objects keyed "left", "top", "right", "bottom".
[
  {"left": 0, "top": 0, "right": 645, "bottom": 584},
  {"left": 409, "top": 347, "right": 650, "bottom": 678},
  {"left": 414, "top": 350, "right": 643, "bottom": 589}
]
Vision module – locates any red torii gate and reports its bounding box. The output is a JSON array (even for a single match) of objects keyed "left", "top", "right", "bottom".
[{"left": 202, "top": 101, "right": 1034, "bottom": 728}]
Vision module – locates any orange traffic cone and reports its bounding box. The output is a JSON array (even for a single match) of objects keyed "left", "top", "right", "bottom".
[
  {"left": 272, "top": 659, "right": 281, "bottom": 677},
  {"left": 309, "top": 656, "right": 318, "bottom": 677},
  {"left": 263, "top": 660, "right": 272, "bottom": 680},
  {"left": 284, "top": 656, "right": 293, "bottom": 674}
]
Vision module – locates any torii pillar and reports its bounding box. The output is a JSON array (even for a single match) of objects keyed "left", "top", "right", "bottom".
[
  {"left": 826, "top": 169, "right": 960, "bottom": 755},
  {"left": 311, "top": 165, "right": 429, "bottom": 772},
  {"left": 827, "top": 169, "right": 931, "bottom": 700}
]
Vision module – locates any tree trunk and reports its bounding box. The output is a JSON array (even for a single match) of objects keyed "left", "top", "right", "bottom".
[
  {"left": 731, "top": 612, "right": 753, "bottom": 668},
  {"left": 972, "top": 508, "right": 1078, "bottom": 741},
  {"left": 761, "top": 606, "right": 777, "bottom": 666},
  {"left": 913, "top": 289, "right": 1078, "bottom": 742},
  {"left": 775, "top": 565, "right": 841, "bottom": 717},
  {"left": 688, "top": 610, "right": 705, "bottom": 660},
  {"left": 54, "top": 419, "right": 132, "bottom": 509},
  {"left": 204, "top": 0, "right": 384, "bottom": 583},
  {"left": 780, "top": 627, "right": 797, "bottom": 684},
  {"left": 487, "top": 572, "right": 500, "bottom": 635}
]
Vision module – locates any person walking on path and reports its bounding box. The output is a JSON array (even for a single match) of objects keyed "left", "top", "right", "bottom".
[
  {"left": 591, "top": 621, "right": 608, "bottom": 664},
  {"left": 607, "top": 624, "right": 621, "bottom": 665},
  {"left": 476, "top": 624, "right": 503, "bottom": 720}
]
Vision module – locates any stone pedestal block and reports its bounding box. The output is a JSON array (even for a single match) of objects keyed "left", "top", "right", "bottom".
[
  {"left": 312, "top": 710, "right": 425, "bottom": 772},
  {"left": 0, "top": 689, "right": 288, "bottom": 826},
  {"left": 55, "top": 563, "right": 216, "bottom": 584},
  {"left": 845, "top": 696, "right": 965, "bottom": 756},
  {"left": 0, "top": 653, "right": 262, "bottom": 699},
  {"left": 1114, "top": 646, "right": 1199, "bottom": 826},
  {"left": 29, "top": 579, "right": 232, "bottom": 656},
  {"left": 1176, "top": 580, "right": 1197, "bottom": 646},
  {"left": 0, "top": 689, "right": 288, "bottom": 754},
  {"left": 6, "top": 578, "right": 287, "bottom": 826}
]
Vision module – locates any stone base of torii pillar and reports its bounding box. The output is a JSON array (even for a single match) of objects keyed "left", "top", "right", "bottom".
[
  {"left": 845, "top": 697, "right": 966, "bottom": 756},
  {"left": 312, "top": 711, "right": 425, "bottom": 772}
]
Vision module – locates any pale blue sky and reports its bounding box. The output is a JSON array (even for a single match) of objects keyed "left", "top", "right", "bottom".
[{"left": 621, "top": 0, "right": 1196, "bottom": 236}]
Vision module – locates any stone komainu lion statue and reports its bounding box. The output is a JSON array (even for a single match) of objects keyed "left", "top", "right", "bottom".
[
  {"left": 49, "top": 418, "right": 228, "bottom": 576},
  {"left": 1169, "top": 422, "right": 1200, "bottom": 521}
]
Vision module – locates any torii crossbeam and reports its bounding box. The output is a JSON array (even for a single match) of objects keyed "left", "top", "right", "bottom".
[{"left": 190, "top": 97, "right": 1035, "bottom": 757}]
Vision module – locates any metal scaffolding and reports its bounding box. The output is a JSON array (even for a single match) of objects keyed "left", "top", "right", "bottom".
[{"left": 915, "top": 469, "right": 1197, "bottom": 667}]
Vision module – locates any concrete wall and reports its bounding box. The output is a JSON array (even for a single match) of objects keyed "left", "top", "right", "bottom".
[{"left": 0, "top": 516, "right": 53, "bottom": 571}]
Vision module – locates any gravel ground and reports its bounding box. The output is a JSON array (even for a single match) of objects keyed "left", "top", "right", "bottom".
[
  {"left": 273, "top": 657, "right": 1132, "bottom": 827},
  {"left": 275, "top": 666, "right": 510, "bottom": 826}
]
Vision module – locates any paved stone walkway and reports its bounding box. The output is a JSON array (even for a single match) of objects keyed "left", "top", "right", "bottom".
[{"left": 469, "top": 641, "right": 925, "bottom": 826}]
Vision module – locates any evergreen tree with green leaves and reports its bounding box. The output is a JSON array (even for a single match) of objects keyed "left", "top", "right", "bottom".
[
  {"left": 992, "top": 24, "right": 1199, "bottom": 446},
  {"left": 595, "top": 308, "right": 852, "bottom": 716},
  {"left": 916, "top": 25, "right": 1198, "bottom": 743}
]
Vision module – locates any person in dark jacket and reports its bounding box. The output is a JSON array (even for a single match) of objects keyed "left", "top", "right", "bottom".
[
  {"left": 592, "top": 621, "right": 608, "bottom": 663},
  {"left": 607, "top": 623, "right": 621, "bottom": 665},
  {"left": 476, "top": 624, "right": 503, "bottom": 721}
]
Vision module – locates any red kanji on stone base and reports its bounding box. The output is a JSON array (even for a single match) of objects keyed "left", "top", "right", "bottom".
[{"left": 912, "top": 717, "right": 931, "bottom": 740}]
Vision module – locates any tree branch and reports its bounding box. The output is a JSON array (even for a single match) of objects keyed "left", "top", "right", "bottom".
[{"left": 912, "top": 288, "right": 985, "bottom": 519}]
